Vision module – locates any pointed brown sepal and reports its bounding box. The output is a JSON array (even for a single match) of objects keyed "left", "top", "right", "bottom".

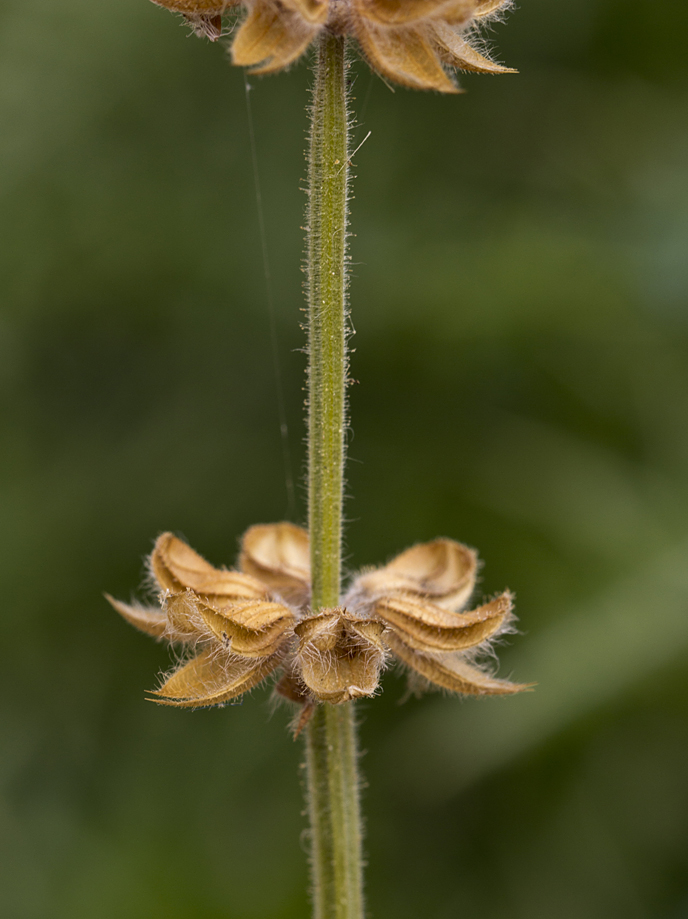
[
  {"left": 275, "top": 667, "right": 310, "bottom": 703},
  {"left": 105, "top": 594, "right": 167, "bottom": 639},
  {"left": 161, "top": 591, "right": 295, "bottom": 655},
  {"left": 352, "top": 19, "right": 459, "bottom": 93},
  {"left": 231, "top": 1, "right": 319, "bottom": 72},
  {"left": 292, "top": 699, "right": 317, "bottom": 739},
  {"left": 160, "top": 591, "right": 202, "bottom": 639},
  {"left": 386, "top": 630, "right": 533, "bottom": 696},
  {"left": 295, "top": 611, "right": 386, "bottom": 704},
  {"left": 150, "top": 649, "right": 280, "bottom": 707},
  {"left": 239, "top": 522, "right": 311, "bottom": 606},
  {"left": 149, "top": 0, "right": 514, "bottom": 93},
  {"left": 356, "top": 0, "right": 472, "bottom": 27},
  {"left": 375, "top": 592, "right": 513, "bottom": 652},
  {"left": 474, "top": 0, "right": 510, "bottom": 17},
  {"left": 439, "top": 0, "right": 484, "bottom": 25},
  {"left": 198, "top": 600, "right": 296, "bottom": 658},
  {"left": 150, "top": 533, "right": 269, "bottom": 602},
  {"left": 281, "top": 0, "right": 329, "bottom": 25},
  {"left": 432, "top": 22, "right": 517, "bottom": 73},
  {"left": 354, "top": 538, "right": 478, "bottom": 610}
]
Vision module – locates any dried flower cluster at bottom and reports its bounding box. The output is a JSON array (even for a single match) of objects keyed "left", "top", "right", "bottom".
[
  {"left": 148, "top": 0, "right": 514, "bottom": 93},
  {"left": 108, "top": 523, "right": 529, "bottom": 717}
]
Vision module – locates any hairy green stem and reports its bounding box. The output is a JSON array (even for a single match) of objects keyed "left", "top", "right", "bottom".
[
  {"left": 306, "top": 34, "right": 348, "bottom": 608},
  {"left": 306, "top": 704, "right": 363, "bottom": 919},
  {"left": 304, "top": 33, "right": 364, "bottom": 919}
]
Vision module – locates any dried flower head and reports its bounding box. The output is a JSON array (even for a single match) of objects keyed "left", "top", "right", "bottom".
[
  {"left": 148, "top": 0, "right": 514, "bottom": 92},
  {"left": 108, "top": 523, "right": 529, "bottom": 716}
]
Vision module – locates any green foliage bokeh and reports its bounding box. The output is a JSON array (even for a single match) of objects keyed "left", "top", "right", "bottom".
[{"left": 1, "top": 0, "right": 687, "bottom": 916}]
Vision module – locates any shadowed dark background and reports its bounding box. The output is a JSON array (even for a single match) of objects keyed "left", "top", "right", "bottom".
[{"left": 2, "top": 0, "right": 688, "bottom": 916}]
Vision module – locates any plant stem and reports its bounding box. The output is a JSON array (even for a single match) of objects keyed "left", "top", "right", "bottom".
[
  {"left": 304, "top": 32, "right": 364, "bottom": 919},
  {"left": 306, "top": 35, "right": 348, "bottom": 609},
  {"left": 306, "top": 705, "right": 363, "bottom": 919}
]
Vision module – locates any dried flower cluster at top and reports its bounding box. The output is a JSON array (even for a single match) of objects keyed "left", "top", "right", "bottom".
[
  {"left": 148, "top": 0, "right": 514, "bottom": 92},
  {"left": 108, "top": 523, "right": 529, "bottom": 719}
]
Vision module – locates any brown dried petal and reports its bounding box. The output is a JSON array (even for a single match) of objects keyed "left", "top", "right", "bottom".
[
  {"left": 375, "top": 592, "right": 512, "bottom": 652},
  {"left": 432, "top": 22, "right": 516, "bottom": 73},
  {"left": 386, "top": 630, "right": 530, "bottom": 695},
  {"left": 105, "top": 595, "right": 167, "bottom": 638},
  {"left": 231, "top": 2, "right": 319, "bottom": 72},
  {"left": 353, "top": 19, "right": 458, "bottom": 92},
  {"left": 295, "top": 611, "right": 386, "bottom": 704},
  {"left": 151, "top": 533, "right": 269, "bottom": 601},
  {"left": 355, "top": 538, "right": 477, "bottom": 610},
  {"left": 151, "top": 649, "right": 279, "bottom": 707},
  {"left": 357, "top": 0, "right": 473, "bottom": 27},
  {"left": 239, "top": 522, "right": 310, "bottom": 606}
]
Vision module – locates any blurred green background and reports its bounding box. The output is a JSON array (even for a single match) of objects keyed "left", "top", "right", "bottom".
[{"left": 2, "top": 0, "right": 688, "bottom": 916}]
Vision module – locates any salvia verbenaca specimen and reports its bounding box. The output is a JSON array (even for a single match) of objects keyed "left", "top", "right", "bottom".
[
  {"left": 148, "top": 0, "right": 515, "bottom": 93},
  {"left": 107, "top": 523, "right": 529, "bottom": 730}
]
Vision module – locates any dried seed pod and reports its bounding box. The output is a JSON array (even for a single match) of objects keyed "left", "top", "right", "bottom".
[
  {"left": 107, "top": 533, "right": 296, "bottom": 709},
  {"left": 349, "top": 539, "right": 526, "bottom": 697},
  {"left": 109, "top": 526, "right": 529, "bottom": 714},
  {"left": 295, "top": 611, "right": 386, "bottom": 703},
  {"left": 146, "top": 0, "right": 515, "bottom": 93}
]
